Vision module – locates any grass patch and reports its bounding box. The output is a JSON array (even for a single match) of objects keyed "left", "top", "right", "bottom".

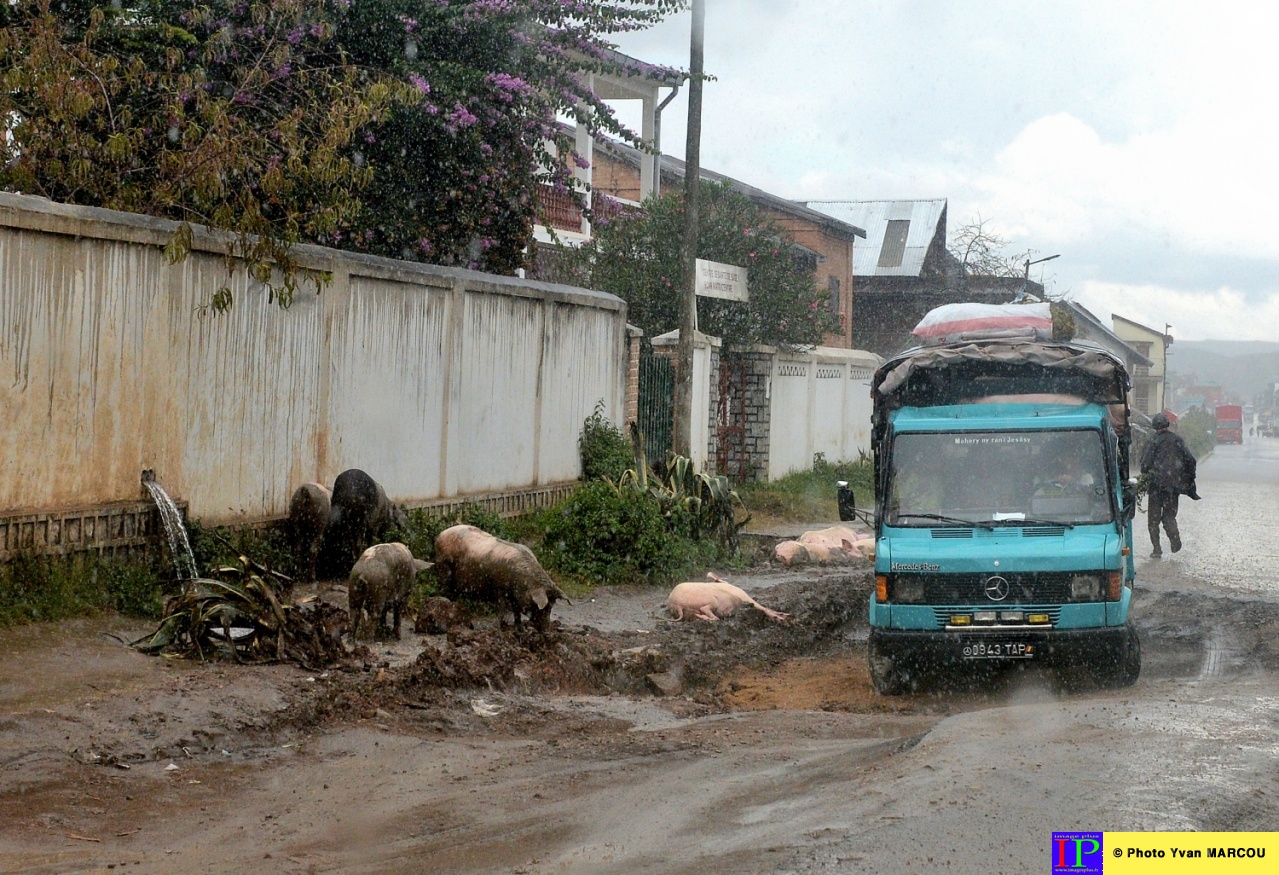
[
  {"left": 0, "top": 553, "right": 167, "bottom": 627},
  {"left": 737, "top": 455, "right": 874, "bottom": 529}
]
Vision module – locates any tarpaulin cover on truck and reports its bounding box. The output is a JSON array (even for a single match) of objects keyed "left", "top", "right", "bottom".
[{"left": 873, "top": 339, "right": 1131, "bottom": 411}]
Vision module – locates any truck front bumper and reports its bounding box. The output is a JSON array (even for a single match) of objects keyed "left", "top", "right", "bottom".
[{"left": 869, "top": 624, "right": 1131, "bottom": 669}]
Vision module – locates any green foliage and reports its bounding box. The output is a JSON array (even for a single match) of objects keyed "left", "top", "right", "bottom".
[
  {"left": 187, "top": 520, "right": 293, "bottom": 581},
  {"left": 579, "top": 400, "right": 634, "bottom": 483},
  {"left": 738, "top": 454, "right": 873, "bottom": 527},
  {"left": 0, "top": 1, "right": 684, "bottom": 310},
  {"left": 1178, "top": 406, "right": 1218, "bottom": 459},
  {"left": 0, "top": 553, "right": 165, "bottom": 627},
  {"left": 564, "top": 179, "right": 840, "bottom": 350},
  {"left": 618, "top": 451, "right": 748, "bottom": 552},
  {"left": 539, "top": 481, "right": 704, "bottom": 586},
  {"left": 130, "top": 553, "right": 349, "bottom": 665},
  {"left": 398, "top": 504, "right": 513, "bottom": 566}
]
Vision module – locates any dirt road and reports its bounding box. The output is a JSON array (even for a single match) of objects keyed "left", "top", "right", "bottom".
[{"left": 5, "top": 441, "right": 1279, "bottom": 874}]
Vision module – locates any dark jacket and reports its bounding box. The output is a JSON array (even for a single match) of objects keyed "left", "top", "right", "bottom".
[{"left": 1140, "top": 429, "right": 1200, "bottom": 498}]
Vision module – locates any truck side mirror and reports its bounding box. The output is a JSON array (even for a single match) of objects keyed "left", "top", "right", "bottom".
[
  {"left": 1121, "top": 479, "right": 1138, "bottom": 522},
  {"left": 837, "top": 481, "right": 857, "bottom": 522}
]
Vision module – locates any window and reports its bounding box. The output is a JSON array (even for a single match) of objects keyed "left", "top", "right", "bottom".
[
  {"left": 877, "top": 219, "right": 910, "bottom": 268},
  {"left": 828, "top": 276, "right": 841, "bottom": 315}
]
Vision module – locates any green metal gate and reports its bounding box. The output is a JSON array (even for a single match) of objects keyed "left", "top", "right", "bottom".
[{"left": 637, "top": 350, "right": 674, "bottom": 464}]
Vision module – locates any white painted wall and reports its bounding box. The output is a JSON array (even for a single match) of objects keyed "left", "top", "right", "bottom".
[
  {"left": 767, "top": 347, "right": 879, "bottom": 480},
  {"left": 0, "top": 193, "right": 628, "bottom": 524}
]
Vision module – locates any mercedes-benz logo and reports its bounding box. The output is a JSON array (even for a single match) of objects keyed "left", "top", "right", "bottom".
[{"left": 984, "top": 575, "right": 1009, "bottom": 602}]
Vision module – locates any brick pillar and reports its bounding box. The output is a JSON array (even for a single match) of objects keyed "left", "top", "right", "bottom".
[
  {"left": 624, "top": 326, "right": 642, "bottom": 425},
  {"left": 742, "top": 349, "right": 775, "bottom": 482}
]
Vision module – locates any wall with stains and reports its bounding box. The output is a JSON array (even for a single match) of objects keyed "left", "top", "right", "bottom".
[
  {"left": 767, "top": 348, "right": 880, "bottom": 479},
  {"left": 0, "top": 193, "right": 627, "bottom": 525}
]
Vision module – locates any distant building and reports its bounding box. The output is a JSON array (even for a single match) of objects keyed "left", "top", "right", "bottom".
[
  {"left": 803, "top": 199, "right": 1034, "bottom": 357},
  {"left": 1111, "top": 314, "right": 1174, "bottom": 417}
]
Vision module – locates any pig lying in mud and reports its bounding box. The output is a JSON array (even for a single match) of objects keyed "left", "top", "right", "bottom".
[
  {"left": 288, "top": 482, "right": 331, "bottom": 584},
  {"left": 774, "top": 525, "right": 867, "bottom": 566},
  {"left": 433, "top": 525, "right": 566, "bottom": 631},
  {"left": 667, "top": 573, "right": 790, "bottom": 623},
  {"left": 348, "top": 542, "right": 431, "bottom": 640}
]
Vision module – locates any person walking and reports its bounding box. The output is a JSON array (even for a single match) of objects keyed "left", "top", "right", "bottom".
[{"left": 1139, "top": 413, "right": 1200, "bottom": 556}]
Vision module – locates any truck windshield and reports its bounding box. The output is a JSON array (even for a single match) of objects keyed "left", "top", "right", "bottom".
[{"left": 887, "top": 429, "right": 1111, "bottom": 526}]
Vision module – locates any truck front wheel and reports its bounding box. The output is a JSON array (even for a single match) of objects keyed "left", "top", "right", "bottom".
[
  {"left": 1100, "top": 622, "right": 1141, "bottom": 688},
  {"left": 869, "top": 638, "right": 911, "bottom": 695}
]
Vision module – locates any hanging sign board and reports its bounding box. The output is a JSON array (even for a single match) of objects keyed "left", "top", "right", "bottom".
[{"left": 695, "top": 259, "right": 748, "bottom": 302}]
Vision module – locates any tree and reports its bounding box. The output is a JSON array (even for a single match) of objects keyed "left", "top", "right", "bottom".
[
  {"left": 947, "top": 214, "right": 1024, "bottom": 279},
  {"left": 0, "top": 0, "right": 684, "bottom": 310},
  {"left": 565, "top": 180, "right": 840, "bottom": 350}
]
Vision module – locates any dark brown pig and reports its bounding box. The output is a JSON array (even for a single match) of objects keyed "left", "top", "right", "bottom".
[
  {"left": 319, "top": 469, "right": 404, "bottom": 578},
  {"left": 287, "top": 482, "right": 331, "bottom": 584},
  {"left": 348, "top": 542, "right": 431, "bottom": 640},
  {"left": 433, "top": 525, "right": 566, "bottom": 631}
]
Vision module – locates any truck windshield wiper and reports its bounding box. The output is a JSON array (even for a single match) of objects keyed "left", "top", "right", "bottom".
[
  {"left": 993, "top": 517, "right": 1077, "bottom": 529},
  {"left": 893, "top": 513, "right": 995, "bottom": 530}
]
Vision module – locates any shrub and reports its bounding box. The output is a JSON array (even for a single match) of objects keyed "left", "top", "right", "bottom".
[
  {"left": 578, "top": 400, "right": 634, "bottom": 483},
  {"left": 0, "top": 553, "right": 165, "bottom": 627},
  {"left": 540, "top": 481, "right": 696, "bottom": 585}
]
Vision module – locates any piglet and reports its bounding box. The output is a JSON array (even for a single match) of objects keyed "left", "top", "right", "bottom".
[
  {"left": 666, "top": 573, "right": 790, "bottom": 623},
  {"left": 348, "top": 542, "right": 431, "bottom": 640}
]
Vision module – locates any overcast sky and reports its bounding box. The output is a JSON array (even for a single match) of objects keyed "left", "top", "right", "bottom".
[{"left": 610, "top": 0, "right": 1279, "bottom": 342}]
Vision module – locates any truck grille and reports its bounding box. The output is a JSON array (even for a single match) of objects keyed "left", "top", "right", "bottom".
[{"left": 898, "top": 572, "right": 1080, "bottom": 604}]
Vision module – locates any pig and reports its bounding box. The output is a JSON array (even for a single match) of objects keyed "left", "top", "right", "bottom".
[
  {"left": 432, "top": 524, "right": 566, "bottom": 631},
  {"left": 797, "top": 525, "right": 863, "bottom": 564},
  {"left": 773, "top": 540, "right": 811, "bottom": 567},
  {"left": 667, "top": 573, "right": 790, "bottom": 623},
  {"left": 319, "top": 469, "right": 404, "bottom": 578},
  {"left": 348, "top": 542, "right": 431, "bottom": 640},
  {"left": 287, "top": 482, "right": 331, "bottom": 584}
]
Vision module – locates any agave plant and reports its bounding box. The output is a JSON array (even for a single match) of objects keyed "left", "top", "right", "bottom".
[
  {"left": 131, "top": 554, "right": 349, "bottom": 668},
  {"left": 613, "top": 423, "right": 750, "bottom": 553}
]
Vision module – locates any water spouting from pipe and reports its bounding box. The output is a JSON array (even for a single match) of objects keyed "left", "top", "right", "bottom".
[{"left": 141, "top": 470, "right": 198, "bottom": 582}]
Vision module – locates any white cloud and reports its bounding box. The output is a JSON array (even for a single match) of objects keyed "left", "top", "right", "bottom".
[
  {"left": 1072, "top": 282, "right": 1279, "bottom": 342},
  {"left": 609, "top": 2, "right": 1279, "bottom": 341}
]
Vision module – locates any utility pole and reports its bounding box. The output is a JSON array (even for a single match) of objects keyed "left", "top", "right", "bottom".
[{"left": 673, "top": 0, "right": 704, "bottom": 459}]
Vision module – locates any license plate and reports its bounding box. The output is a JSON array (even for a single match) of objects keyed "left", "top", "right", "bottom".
[{"left": 961, "top": 640, "right": 1035, "bottom": 660}]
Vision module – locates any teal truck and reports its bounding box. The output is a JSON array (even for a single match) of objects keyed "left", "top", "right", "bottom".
[{"left": 867, "top": 337, "right": 1141, "bottom": 693}]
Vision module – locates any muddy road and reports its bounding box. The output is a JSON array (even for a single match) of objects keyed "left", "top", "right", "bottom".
[{"left": 4, "top": 442, "right": 1279, "bottom": 873}]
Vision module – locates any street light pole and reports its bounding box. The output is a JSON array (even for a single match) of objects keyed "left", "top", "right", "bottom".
[
  {"left": 1023, "top": 252, "right": 1060, "bottom": 282},
  {"left": 673, "top": 0, "right": 705, "bottom": 460}
]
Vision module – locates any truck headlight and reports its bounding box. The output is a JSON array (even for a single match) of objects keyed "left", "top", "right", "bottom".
[
  {"left": 1069, "top": 574, "right": 1102, "bottom": 601},
  {"left": 892, "top": 577, "right": 926, "bottom": 603}
]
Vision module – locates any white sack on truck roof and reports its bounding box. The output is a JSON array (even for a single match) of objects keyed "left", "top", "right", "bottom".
[{"left": 912, "top": 302, "right": 1052, "bottom": 344}]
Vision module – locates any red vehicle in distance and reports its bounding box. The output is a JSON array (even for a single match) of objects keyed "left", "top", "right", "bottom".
[{"left": 1215, "top": 404, "right": 1244, "bottom": 444}]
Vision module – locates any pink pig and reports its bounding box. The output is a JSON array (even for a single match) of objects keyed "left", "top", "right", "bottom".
[{"left": 667, "top": 573, "right": 790, "bottom": 623}]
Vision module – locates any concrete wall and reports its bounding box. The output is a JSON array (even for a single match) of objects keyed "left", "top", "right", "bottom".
[
  {"left": 766, "top": 347, "right": 878, "bottom": 479},
  {"left": 0, "top": 193, "right": 628, "bottom": 529}
]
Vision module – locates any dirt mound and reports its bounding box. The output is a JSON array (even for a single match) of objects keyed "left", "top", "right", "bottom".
[{"left": 385, "top": 571, "right": 874, "bottom": 706}]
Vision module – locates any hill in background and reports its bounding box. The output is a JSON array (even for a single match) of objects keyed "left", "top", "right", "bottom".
[{"left": 1168, "top": 340, "right": 1279, "bottom": 405}]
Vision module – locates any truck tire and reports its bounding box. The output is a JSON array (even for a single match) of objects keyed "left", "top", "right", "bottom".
[
  {"left": 1101, "top": 623, "right": 1141, "bottom": 688},
  {"left": 868, "top": 639, "right": 910, "bottom": 695},
  {"left": 1118, "top": 622, "right": 1141, "bottom": 686}
]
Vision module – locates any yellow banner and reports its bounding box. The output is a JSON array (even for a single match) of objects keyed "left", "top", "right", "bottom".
[{"left": 1081, "top": 833, "right": 1278, "bottom": 873}]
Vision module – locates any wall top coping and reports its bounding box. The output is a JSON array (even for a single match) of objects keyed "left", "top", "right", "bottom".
[
  {"left": 0, "top": 191, "right": 624, "bottom": 313},
  {"left": 649, "top": 329, "right": 722, "bottom": 349},
  {"left": 626, "top": 323, "right": 645, "bottom": 338},
  {"left": 731, "top": 342, "right": 882, "bottom": 367}
]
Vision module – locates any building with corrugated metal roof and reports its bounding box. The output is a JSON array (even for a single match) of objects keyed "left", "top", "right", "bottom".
[{"left": 805, "top": 199, "right": 1035, "bottom": 357}]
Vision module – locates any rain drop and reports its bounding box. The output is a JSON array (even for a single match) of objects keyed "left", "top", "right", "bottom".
[
  {"left": 167, "top": 125, "right": 180, "bottom": 144},
  {"left": 404, "top": 38, "right": 419, "bottom": 62}
]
